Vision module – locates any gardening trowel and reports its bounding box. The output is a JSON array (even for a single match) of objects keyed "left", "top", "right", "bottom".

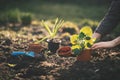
[{"left": 11, "top": 51, "right": 35, "bottom": 57}]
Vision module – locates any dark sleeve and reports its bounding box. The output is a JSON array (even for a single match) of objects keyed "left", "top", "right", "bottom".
[{"left": 95, "top": 0, "right": 120, "bottom": 36}]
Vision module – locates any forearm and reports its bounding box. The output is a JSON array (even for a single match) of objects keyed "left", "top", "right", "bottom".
[{"left": 112, "top": 36, "right": 120, "bottom": 47}]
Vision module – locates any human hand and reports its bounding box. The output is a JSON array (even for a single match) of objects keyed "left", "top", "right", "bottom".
[
  {"left": 92, "top": 36, "right": 120, "bottom": 49},
  {"left": 91, "top": 41, "right": 116, "bottom": 49}
]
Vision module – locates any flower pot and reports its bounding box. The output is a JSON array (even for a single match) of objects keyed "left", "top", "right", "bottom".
[
  {"left": 57, "top": 46, "right": 74, "bottom": 57},
  {"left": 77, "top": 49, "right": 92, "bottom": 61},
  {"left": 48, "top": 42, "right": 60, "bottom": 53},
  {"left": 27, "top": 44, "right": 45, "bottom": 53},
  {"left": 47, "top": 38, "right": 61, "bottom": 53}
]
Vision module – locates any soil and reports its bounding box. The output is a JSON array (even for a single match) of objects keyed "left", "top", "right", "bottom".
[{"left": 0, "top": 26, "right": 120, "bottom": 80}]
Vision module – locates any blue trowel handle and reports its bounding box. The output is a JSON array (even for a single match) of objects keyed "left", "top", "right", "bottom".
[{"left": 11, "top": 51, "right": 26, "bottom": 56}]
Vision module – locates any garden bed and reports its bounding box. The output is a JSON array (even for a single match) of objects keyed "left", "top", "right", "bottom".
[
  {"left": 0, "top": 23, "right": 120, "bottom": 80},
  {"left": 0, "top": 32, "right": 120, "bottom": 80}
]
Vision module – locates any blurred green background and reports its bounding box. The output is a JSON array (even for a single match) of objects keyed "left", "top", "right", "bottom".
[
  {"left": 0, "top": 0, "right": 112, "bottom": 22},
  {"left": 0, "top": 0, "right": 119, "bottom": 36}
]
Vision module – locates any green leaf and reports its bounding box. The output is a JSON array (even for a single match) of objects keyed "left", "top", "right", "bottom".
[
  {"left": 41, "top": 18, "right": 64, "bottom": 39},
  {"left": 41, "top": 20, "right": 52, "bottom": 36},
  {"left": 86, "top": 36, "right": 91, "bottom": 40},
  {"left": 73, "top": 48, "right": 81, "bottom": 56},
  {"left": 73, "top": 47, "right": 83, "bottom": 56},
  {"left": 54, "top": 19, "right": 64, "bottom": 36},
  {"left": 79, "top": 32, "right": 86, "bottom": 39},
  {"left": 80, "top": 43, "right": 85, "bottom": 48},
  {"left": 35, "top": 36, "right": 49, "bottom": 43},
  {"left": 53, "top": 18, "right": 59, "bottom": 33},
  {"left": 87, "top": 42, "right": 92, "bottom": 48}
]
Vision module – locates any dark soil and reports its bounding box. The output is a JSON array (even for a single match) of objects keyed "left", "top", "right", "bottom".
[{"left": 0, "top": 26, "right": 120, "bottom": 80}]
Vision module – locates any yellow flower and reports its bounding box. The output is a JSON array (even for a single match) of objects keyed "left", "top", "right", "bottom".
[
  {"left": 85, "top": 38, "right": 96, "bottom": 49},
  {"left": 70, "top": 26, "right": 96, "bottom": 56},
  {"left": 90, "top": 38, "right": 96, "bottom": 44},
  {"left": 70, "top": 34, "right": 78, "bottom": 44},
  {"left": 80, "top": 26, "right": 93, "bottom": 37},
  {"left": 87, "top": 38, "right": 96, "bottom": 44},
  {"left": 71, "top": 45, "right": 81, "bottom": 50}
]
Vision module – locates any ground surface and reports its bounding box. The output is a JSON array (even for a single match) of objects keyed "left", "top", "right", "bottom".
[{"left": 0, "top": 29, "right": 120, "bottom": 80}]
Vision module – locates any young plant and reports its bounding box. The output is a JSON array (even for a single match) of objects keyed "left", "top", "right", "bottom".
[
  {"left": 70, "top": 26, "right": 96, "bottom": 56},
  {"left": 21, "top": 13, "right": 33, "bottom": 25},
  {"left": 39, "top": 18, "right": 64, "bottom": 42}
]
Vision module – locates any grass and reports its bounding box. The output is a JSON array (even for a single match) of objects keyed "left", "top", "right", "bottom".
[{"left": 0, "top": 0, "right": 109, "bottom": 23}]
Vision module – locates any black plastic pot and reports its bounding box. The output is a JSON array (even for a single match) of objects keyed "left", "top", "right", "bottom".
[{"left": 47, "top": 38, "right": 61, "bottom": 53}]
